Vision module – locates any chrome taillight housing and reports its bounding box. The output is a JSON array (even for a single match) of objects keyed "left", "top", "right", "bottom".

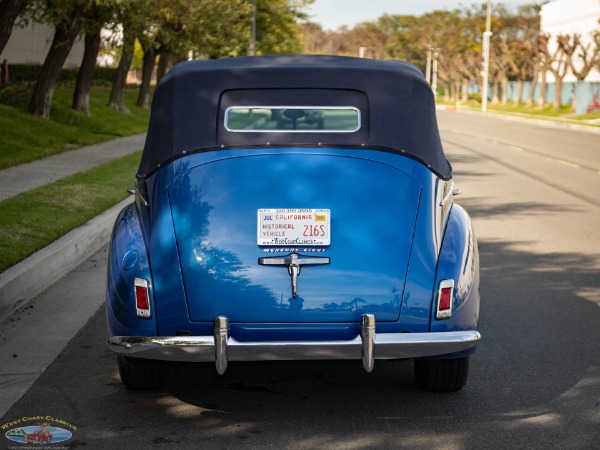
[{"left": 134, "top": 277, "right": 151, "bottom": 318}]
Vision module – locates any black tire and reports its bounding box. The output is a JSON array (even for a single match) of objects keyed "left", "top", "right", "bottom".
[
  {"left": 117, "top": 355, "right": 171, "bottom": 390},
  {"left": 413, "top": 356, "right": 470, "bottom": 392}
]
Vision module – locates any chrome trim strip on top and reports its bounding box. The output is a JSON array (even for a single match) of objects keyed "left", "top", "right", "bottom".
[
  {"left": 439, "top": 180, "right": 455, "bottom": 206},
  {"left": 133, "top": 180, "right": 149, "bottom": 206},
  {"left": 109, "top": 316, "right": 481, "bottom": 375}
]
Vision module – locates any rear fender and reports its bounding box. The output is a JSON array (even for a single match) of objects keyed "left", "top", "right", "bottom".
[
  {"left": 106, "top": 203, "right": 157, "bottom": 337},
  {"left": 430, "top": 204, "right": 480, "bottom": 335}
]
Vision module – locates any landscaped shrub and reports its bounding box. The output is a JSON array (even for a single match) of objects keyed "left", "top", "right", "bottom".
[{"left": 7, "top": 64, "right": 116, "bottom": 83}]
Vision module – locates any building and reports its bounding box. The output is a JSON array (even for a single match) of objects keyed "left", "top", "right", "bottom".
[
  {"left": 541, "top": 0, "right": 600, "bottom": 83},
  {"left": 0, "top": 22, "right": 84, "bottom": 68},
  {"left": 533, "top": 0, "right": 600, "bottom": 112}
]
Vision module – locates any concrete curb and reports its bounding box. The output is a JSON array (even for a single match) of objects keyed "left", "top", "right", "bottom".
[{"left": 0, "top": 197, "right": 132, "bottom": 321}]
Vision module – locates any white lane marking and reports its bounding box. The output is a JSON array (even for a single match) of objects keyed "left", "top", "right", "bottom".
[{"left": 557, "top": 160, "right": 580, "bottom": 169}]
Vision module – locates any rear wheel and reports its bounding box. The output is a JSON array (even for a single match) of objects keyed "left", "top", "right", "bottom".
[
  {"left": 413, "top": 356, "right": 470, "bottom": 392},
  {"left": 117, "top": 355, "right": 171, "bottom": 390}
]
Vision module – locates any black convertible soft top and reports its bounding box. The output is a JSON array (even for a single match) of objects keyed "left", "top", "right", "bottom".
[{"left": 138, "top": 55, "right": 451, "bottom": 179}]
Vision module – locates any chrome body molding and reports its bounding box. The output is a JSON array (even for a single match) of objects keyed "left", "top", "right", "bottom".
[
  {"left": 108, "top": 315, "right": 480, "bottom": 374},
  {"left": 439, "top": 180, "right": 455, "bottom": 206}
]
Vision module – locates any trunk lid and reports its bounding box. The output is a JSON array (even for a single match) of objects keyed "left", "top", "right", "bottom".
[{"left": 167, "top": 152, "right": 421, "bottom": 323}]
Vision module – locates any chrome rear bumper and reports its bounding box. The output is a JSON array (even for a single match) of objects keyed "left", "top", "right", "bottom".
[{"left": 109, "top": 314, "right": 480, "bottom": 374}]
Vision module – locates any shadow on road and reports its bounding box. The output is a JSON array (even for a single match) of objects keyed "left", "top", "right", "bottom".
[{"left": 2, "top": 233, "right": 599, "bottom": 448}]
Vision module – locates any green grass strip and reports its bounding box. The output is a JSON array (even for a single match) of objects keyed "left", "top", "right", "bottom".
[
  {"left": 0, "top": 151, "right": 141, "bottom": 272},
  {"left": 0, "top": 86, "right": 150, "bottom": 170}
]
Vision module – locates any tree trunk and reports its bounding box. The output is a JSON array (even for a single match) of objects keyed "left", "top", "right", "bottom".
[
  {"left": 72, "top": 30, "right": 101, "bottom": 116},
  {"left": 461, "top": 80, "right": 468, "bottom": 103},
  {"left": 514, "top": 80, "right": 523, "bottom": 106},
  {"left": 553, "top": 77, "right": 562, "bottom": 110},
  {"left": 108, "top": 24, "right": 136, "bottom": 112},
  {"left": 136, "top": 47, "right": 156, "bottom": 108},
  {"left": 492, "top": 82, "right": 499, "bottom": 104},
  {"left": 501, "top": 76, "right": 508, "bottom": 105},
  {"left": 570, "top": 82, "right": 577, "bottom": 111},
  {"left": 526, "top": 71, "right": 538, "bottom": 107},
  {"left": 28, "top": 16, "right": 85, "bottom": 119},
  {"left": 444, "top": 83, "right": 451, "bottom": 102},
  {"left": 538, "top": 69, "right": 547, "bottom": 108},
  {"left": 156, "top": 51, "right": 169, "bottom": 84},
  {"left": 0, "top": 0, "right": 27, "bottom": 56}
]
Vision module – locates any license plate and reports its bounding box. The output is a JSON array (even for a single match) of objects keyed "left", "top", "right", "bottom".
[{"left": 257, "top": 209, "right": 330, "bottom": 246}]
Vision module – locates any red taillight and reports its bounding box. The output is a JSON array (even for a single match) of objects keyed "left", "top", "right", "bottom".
[
  {"left": 134, "top": 278, "right": 151, "bottom": 318},
  {"left": 436, "top": 279, "right": 454, "bottom": 319},
  {"left": 439, "top": 288, "right": 451, "bottom": 310}
]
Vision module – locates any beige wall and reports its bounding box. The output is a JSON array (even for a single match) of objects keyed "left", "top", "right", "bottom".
[{"left": 0, "top": 22, "right": 84, "bottom": 68}]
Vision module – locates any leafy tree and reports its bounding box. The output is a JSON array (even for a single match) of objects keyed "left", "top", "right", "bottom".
[
  {"left": 254, "top": 0, "right": 307, "bottom": 55},
  {"left": 107, "top": 1, "right": 146, "bottom": 111},
  {"left": 383, "top": 14, "right": 422, "bottom": 63},
  {"left": 299, "top": 21, "right": 327, "bottom": 54},
  {"left": 28, "top": 0, "right": 92, "bottom": 118},
  {"left": 508, "top": 4, "right": 541, "bottom": 106},
  {"left": 190, "top": 0, "right": 308, "bottom": 59},
  {"left": 596, "top": 29, "right": 600, "bottom": 71},
  {"left": 558, "top": 33, "right": 600, "bottom": 109},
  {"left": 297, "top": 2, "right": 554, "bottom": 106},
  {"left": 73, "top": 0, "right": 116, "bottom": 115},
  {"left": 539, "top": 33, "right": 570, "bottom": 110}
]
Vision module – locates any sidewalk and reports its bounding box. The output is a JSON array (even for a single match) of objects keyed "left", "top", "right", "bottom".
[
  {"left": 0, "top": 133, "right": 146, "bottom": 202},
  {"left": 0, "top": 133, "right": 146, "bottom": 320}
]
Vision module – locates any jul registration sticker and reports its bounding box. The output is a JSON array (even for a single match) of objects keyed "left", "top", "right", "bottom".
[{"left": 258, "top": 209, "right": 330, "bottom": 246}]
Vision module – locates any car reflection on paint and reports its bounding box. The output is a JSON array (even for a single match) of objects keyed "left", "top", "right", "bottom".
[{"left": 106, "top": 55, "right": 481, "bottom": 392}]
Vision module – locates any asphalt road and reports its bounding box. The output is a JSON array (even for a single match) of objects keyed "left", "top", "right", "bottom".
[{"left": 2, "top": 111, "right": 599, "bottom": 449}]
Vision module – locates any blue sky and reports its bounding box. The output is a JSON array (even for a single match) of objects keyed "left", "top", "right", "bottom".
[{"left": 307, "top": 0, "right": 546, "bottom": 30}]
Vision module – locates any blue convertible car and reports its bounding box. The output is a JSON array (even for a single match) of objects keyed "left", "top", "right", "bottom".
[{"left": 107, "top": 55, "right": 480, "bottom": 392}]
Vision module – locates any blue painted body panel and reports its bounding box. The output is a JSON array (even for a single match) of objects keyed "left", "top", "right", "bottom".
[
  {"left": 430, "top": 204, "right": 480, "bottom": 333},
  {"left": 426, "top": 204, "right": 480, "bottom": 358},
  {"left": 168, "top": 153, "right": 420, "bottom": 324},
  {"left": 107, "top": 147, "right": 479, "bottom": 352},
  {"left": 106, "top": 204, "right": 156, "bottom": 337}
]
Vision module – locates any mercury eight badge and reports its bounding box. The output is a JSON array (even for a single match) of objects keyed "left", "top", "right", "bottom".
[{"left": 106, "top": 55, "right": 481, "bottom": 392}]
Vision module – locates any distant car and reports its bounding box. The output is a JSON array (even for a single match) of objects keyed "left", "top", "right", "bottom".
[{"left": 107, "top": 55, "right": 480, "bottom": 392}]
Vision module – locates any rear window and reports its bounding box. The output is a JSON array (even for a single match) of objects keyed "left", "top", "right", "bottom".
[{"left": 225, "top": 106, "right": 361, "bottom": 133}]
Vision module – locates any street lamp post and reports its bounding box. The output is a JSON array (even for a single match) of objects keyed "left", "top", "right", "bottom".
[
  {"left": 426, "top": 49, "right": 432, "bottom": 84},
  {"left": 250, "top": 0, "right": 257, "bottom": 56},
  {"left": 432, "top": 51, "right": 439, "bottom": 97},
  {"left": 481, "top": 0, "right": 492, "bottom": 112}
]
